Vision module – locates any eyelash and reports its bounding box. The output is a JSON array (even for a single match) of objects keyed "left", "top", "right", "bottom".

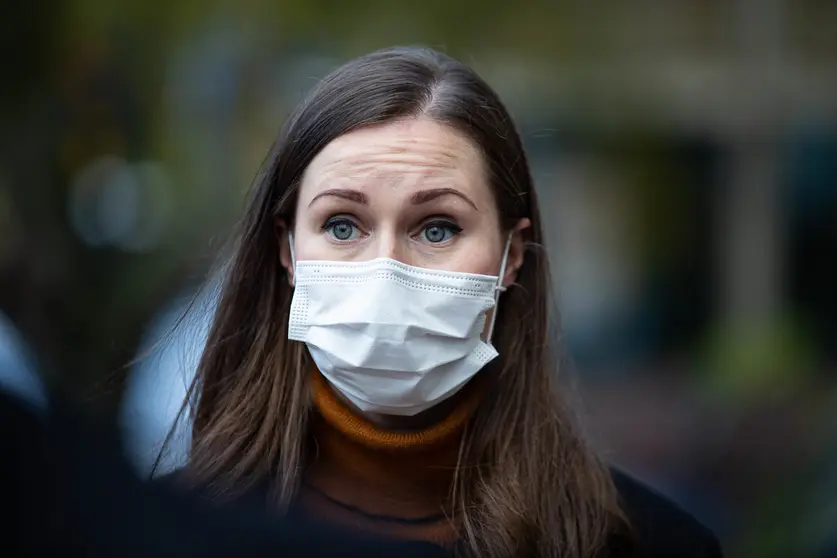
[
  {"left": 421, "top": 220, "right": 463, "bottom": 243},
  {"left": 320, "top": 216, "right": 462, "bottom": 244},
  {"left": 321, "top": 216, "right": 363, "bottom": 242}
]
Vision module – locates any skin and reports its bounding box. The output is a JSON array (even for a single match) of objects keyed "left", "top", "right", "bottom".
[{"left": 279, "top": 117, "right": 530, "bottom": 429}]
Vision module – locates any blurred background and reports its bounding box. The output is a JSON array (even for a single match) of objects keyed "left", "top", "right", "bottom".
[{"left": 1, "top": 1, "right": 835, "bottom": 556}]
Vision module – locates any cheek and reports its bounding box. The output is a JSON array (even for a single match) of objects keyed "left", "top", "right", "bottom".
[
  {"left": 450, "top": 241, "right": 503, "bottom": 276},
  {"left": 451, "top": 222, "right": 507, "bottom": 276},
  {"left": 290, "top": 226, "right": 331, "bottom": 262}
]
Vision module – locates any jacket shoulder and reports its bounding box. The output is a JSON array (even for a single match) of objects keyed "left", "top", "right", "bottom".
[{"left": 611, "top": 468, "right": 723, "bottom": 557}]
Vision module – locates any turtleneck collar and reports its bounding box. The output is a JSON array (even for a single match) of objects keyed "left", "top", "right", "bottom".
[
  {"left": 299, "top": 371, "right": 482, "bottom": 543},
  {"left": 310, "top": 371, "right": 481, "bottom": 451}
]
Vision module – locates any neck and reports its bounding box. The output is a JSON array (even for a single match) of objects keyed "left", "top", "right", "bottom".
[{"left": 298, "top": 371, "right": 483, "bottom": 543}]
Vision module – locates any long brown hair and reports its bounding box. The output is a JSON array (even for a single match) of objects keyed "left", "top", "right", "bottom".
[{"left": 169, "top": 46, "right": 625, "bottom": 557}]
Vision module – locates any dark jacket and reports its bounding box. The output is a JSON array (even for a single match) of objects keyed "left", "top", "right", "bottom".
[
  {"left": 155, "top": 466, "right": 724, "bottom": 557},
  {"left": 608, "top": 469, "right": 723, "bottom": 557},
  {"left": 0, "top": 388, "right": 722, "bottom": 557}
]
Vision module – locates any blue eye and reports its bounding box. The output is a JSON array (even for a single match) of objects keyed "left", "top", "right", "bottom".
[
  {"left": 421, "top": 221, "right": 462, "bottom": 244},
  {"left": 323, "top": 218, "right": 359, "bottom": 241}
]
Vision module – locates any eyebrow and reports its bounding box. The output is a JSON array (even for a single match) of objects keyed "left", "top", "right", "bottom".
[
  {"left": 308, "top": 187, "right": 478, "bottom": 210},
  {"left": 308, "top": 188, "right": 368, "bottom": 207},
  {"left": 411, "top": 187, "right": 478, "bottom": 210}
]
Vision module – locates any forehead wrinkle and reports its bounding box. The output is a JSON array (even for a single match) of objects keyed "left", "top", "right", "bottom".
[
  {"left": 303, "top": 120, "right": 487, "bottom": 196},
  {"left": 323, "top": 144, "right": 460, "bottom": 170},
  {"left": 321, "top": 160, "right": 459, "bottom": 181},
  {"left": 314, "top": 157, "right": 467, "bottom": 193}
]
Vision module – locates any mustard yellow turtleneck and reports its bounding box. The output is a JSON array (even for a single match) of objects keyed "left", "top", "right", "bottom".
[{"left": 298, "top": 371, "right": 482, "bottom": 544}]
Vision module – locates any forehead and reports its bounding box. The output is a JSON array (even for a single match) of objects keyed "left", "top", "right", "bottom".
[{"left": 299, "top": 118, "right": 489, "bottom": 205}]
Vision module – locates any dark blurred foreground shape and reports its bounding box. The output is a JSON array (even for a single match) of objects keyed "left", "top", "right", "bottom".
[
  {"left": 0, "top": 387, "right": 451, "bottom": 558},
  {"left": 1, "top": 383, "right": 732, "bottom": 558}
]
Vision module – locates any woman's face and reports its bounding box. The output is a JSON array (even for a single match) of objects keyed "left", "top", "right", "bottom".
[{"left": 281, "top": 117, "right": 529, "bottom": 285}]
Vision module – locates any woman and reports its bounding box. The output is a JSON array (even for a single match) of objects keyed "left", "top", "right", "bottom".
[{"left": 164, "top": 46, "right": 722, "bottom": 557}]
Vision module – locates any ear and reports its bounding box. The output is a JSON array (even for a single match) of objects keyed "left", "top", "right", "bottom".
[
  {"left": 502, "top": 218, "right": 531, "bottom": 288},
  {"left": 277, "top": 219, "right": 295, "bottom": 286}
]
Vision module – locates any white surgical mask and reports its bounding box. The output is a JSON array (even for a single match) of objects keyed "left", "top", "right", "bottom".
[{"left": 287, "top": 233, "right": 512, "bottom": 416}]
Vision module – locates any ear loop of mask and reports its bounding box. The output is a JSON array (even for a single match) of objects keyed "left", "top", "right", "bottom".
[
  {"left": 288, "top": 230, "right": 297, "bottom": 276},
  {"left": 485, "top": 231, "right": 513, "bottom": 343}
]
